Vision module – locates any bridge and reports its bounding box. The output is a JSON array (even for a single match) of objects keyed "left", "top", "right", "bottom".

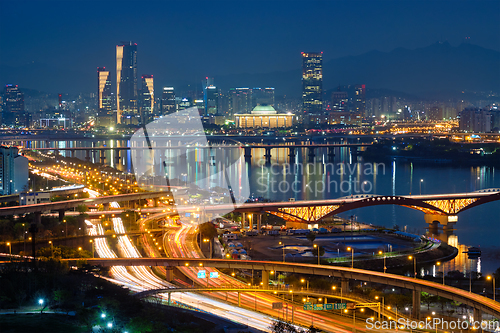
[
  {"left": 0, "top": 191, "right": 169, "bottom": 222},
  {"left": 64, "top": 257, "right": 500, "bottom": 319}
]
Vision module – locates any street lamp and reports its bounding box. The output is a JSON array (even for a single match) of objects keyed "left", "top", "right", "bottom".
[
  {"left": 375, "top": 296, "right": 385, "bottom": 320},
  {"left": 203, "top": 238, "right": 212, "bottom": 259},
  {"left": 48, "top": 241, "right": 53, "bottom": 257},
  {"left": 313, "top": 244, "right": 320, "bottom": 265},
  {"left": 347, "top": 247, "right": 354, "bottom": 269},
  {"left": 379, "top": 250, "right": 386, "bottom": 273},
  {"left": 6, "top": 242, "right": 11, "bottom": 259},
  {"left": 420, "top": 179, "right": 423, "bottom": 195},
  {"left": 487, "top": 276, "right": 496, "bottom": 301},
  {"left": 301, "top": 279, "right": 309, "bottom": 291},
  {"left": 90, "top": 239, "right": 94, "bottom": 258},
  {"left": 38, "top": 299, "right": 44, "bottom": 313},
  {"left": 408, "top": 255, "right": 417, "bottom": 278},
  {"left": 436, "top": 261, "right": 444, "bottom": 285},
  {"left": 278, "top": 241, "right": 285, "bottom": 262}
]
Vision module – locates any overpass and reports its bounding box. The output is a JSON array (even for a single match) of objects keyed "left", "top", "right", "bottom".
[
  {"left": 0, "top": 191, "right": 169, "bottom": 222},
  {"left": 64, "top": 257, "right": 500, "bottom": 319}
]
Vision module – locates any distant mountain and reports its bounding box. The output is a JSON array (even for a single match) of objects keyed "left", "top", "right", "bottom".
[{"left": 215, "top": 42, "right": 500, "bottom": 97}]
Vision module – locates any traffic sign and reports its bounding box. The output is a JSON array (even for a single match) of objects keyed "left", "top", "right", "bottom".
[
  {"left": 333, "top": 303, "right": 347, "bottom": 310},
  {"left": 197, "top": 270, "right": 206, "bottom": 278},
  {"left": 313, "top": 304, "right": 324, "bottom": 311},
  {"left": 303, "top": 304, "right": 313, "bottom": 311},
  {"left": 209, "top": 272, "right": 219, "bottom": 278}
]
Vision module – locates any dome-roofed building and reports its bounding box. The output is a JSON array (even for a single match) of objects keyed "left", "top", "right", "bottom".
[{"left": 234, "top": 104, "right": 294, "bottom": 128}]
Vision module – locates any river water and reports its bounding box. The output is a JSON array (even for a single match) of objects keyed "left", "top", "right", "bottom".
[{"left": 30, "top": 139, "right": 500, "bottom": 275}]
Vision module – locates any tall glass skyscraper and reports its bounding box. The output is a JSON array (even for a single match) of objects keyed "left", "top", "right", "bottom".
[
  {"left": 161, "top": 87, "right": 176, "bottom": 115},
  {"left": 301, "top": 52, "right": 323, "bottom": 115},
  {"left": 2, "top": 84, "right": 25, "bottom": 126},
  {"left": 140, "top": 75, "right": 154, "bottom": 122},
  {"left": 97, "top": 67, "right": 112, "bottom": 112},
  {"left": 116, "top": 42, "right": 138, "bottom": 123}
]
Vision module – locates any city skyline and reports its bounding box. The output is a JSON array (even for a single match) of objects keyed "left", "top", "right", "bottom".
[{"left": 0, "top": 0, "right": 499, "bottom": 95}]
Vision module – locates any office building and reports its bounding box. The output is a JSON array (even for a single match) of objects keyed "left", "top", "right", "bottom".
[
  {"left": 140, "top": 75, "right": 154, "bottom": 122},
  {"left": 252, "top": 87, "right": 275, "bottom": 108},
  {"left": 235, "top": 105, "right": 294, "bottom": 128},
  {"left": 161, "top": 87, "right": 176, "bottom": 115},
  {"left": 354, "top": 84, "right": 366, "bottom": 117},
  {"left": 229, "top": 88, "right": 253, "bottom": 116},
  {"left": 116, "top": 42, "right": 138, "bottom": 123},
  {"left": 301, "top": 52, "right": 323, "bottom": 115},
  {"left": 3, "top": 84, "right": 26, "bottom": 126},
  {"left": 0, "top": 146, "right": 28, "bottom": 195},
  {"left": 97, "top": 67, "right": 114, "bottom": 126},
  {"left": 331, "top": 89, "right": 348, "bottom": 112},
  {"left": 428, "top": 106, "right": 444, "bottom": 121}
]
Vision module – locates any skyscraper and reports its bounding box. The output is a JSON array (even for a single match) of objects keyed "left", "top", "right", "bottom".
[
  {"left": 140, "top": 75, "right": 154, "bottom": 121},
  {"left": 161, "top": 87, "right": 176, "bottom": 115},
  {"left": 116, "top": 42, "right": 138, "bottom": 123},
  {"left": 229, "top": 88, "right": 252, "bottom": 116},
  {"left": 0, "top": 146, "right": 28, "bottom": 195},
  {"left": 252, "top": 87, "right": 275, "bottom": 108},
  {"left": 2, "top": 84, "right": 25, "bottom": 126},
  {"left": 354, "top": 84, "right": 366, "bottom": 117},
  {"left": 301, "top": 52, "right": 323, "bottom": 115},
  {"left": 97, "top": 67, "right": 112, "bottom": 112},
  {"left": 203, "top": 78, "right": 218, "bottom": 115},
  {"left": 331, "top": 89, "right": 348, "bottom": 112}
]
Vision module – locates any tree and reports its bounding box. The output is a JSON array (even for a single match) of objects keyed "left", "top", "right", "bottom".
[
  {"left": 313, "top": 245, "right": 325, "bottom": 258},
  {"left": 306, "top": 233, "right": 316, "bottom": 244}
]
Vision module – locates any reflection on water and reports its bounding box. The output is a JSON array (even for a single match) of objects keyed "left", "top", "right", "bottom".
[{"left": 25, "top": 138, "right": 500, "bottom": 273}]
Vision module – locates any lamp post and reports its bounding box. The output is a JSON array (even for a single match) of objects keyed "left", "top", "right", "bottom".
[
  {"left": 375, "top": 296, "right": 385, "bottom": 320},
  {"left": 420, "top": 179, "right": 423, "bottom": 195},
  {"left": 347, "top": 246, "right": 354, "bottom": 268},
  {"left": 90, "top": 239, "right": 94, "bottom": 258},
  {"left": 279, "top": 241, "right": 285, "bottom": 262},
  {"left": 313, "top": 244, "right": 320, "bottom": 265},
  {"left": 63, "top": 219, "right": 67, "bottom": 236},
  {"left": 487, "top": 276, "right": 496, "bottom": 301},
  {"left": 301, "top": 278, "right": 309, "bottom": 291},
  {"left": 38, "top": 299, "right": 44, "bottom": 314},
  {"left": 6, "top": 242, "right": 11, "bottom": 261},
  {"left": 203, "top": 238, "right": 212, "bottom": 259},
  {"left": 409, "top": 255, "right": 417, "bottom": 278},
  {"left": 48, "top": 241, "right": 53, "bottom": 257},
  {"left": 379, "top": 250, "right": 386, "bottom": 273},
  {"left": 436, "top": 261, "right": 445, "bottom": 285}
]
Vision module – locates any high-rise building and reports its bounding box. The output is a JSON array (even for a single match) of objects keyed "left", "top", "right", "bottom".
[
  {"left": 252, "top": 87, "right": 275, "bottom": 108},
  {"left": 140, "top": 75, "right": 154, "bottom": 121},
  {"left": 459, "top": 108, "right": 492, "bottom": 133},
  {"left": 161, "top": 87, "right": 176, "bottom": 115},
  {"left": 97, "top": 67, "right": 114, "bottom": 126},
  {"left": 229, "top": 88, "right": 253, "bottom": 116},
  {"left": 301, "top": 52, "right": 323, "bottom": 115},
  {"left": 428, "top": 106, "right": 444, "bottom": 121},
  {"left": 331, "top": 89, "right": 348, "bottom": 112},
  {"left": 2, "top": 84, "right": 25, "bottom": 126},
  {"left": 354, "top": 84, "right": 366, "bottom": 117},
  {"left": 0, "top": 146, "right": 28, "bottom": 195},
  {"left": 202, "top": 77, "right": 219, "bottom": 116},
  {"left": 116, "top": 42, "right": 138, "bottom": 123}
]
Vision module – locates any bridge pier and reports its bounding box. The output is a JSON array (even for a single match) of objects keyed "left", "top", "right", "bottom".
[
  {"left": 85, "top": 150, "right": 91, "bottom": 161},
  {"left": 327, "top": 147, "right": 335, "bottom": 162},
  {"left": 341, "top": 278, "right": 349, "bottom": 295},
  {"left": 474, "top": 308, "right": 482, "bottom": 331},
  {"left": 244, "top": 147, "right": 252, "bottom": 163},
  {"left": 412, "top": 289, "right": 421, "bottom": 320},
  {"left": 168, "top": 292, "right": 171, "bottom": 305},
  {"left": 165, "top": 267, "right": 174, "bottom": 282},
  {"left": 262, "top": 270, "right": 270, "bottom": 288},
  {"left": 58, "top": 209, "right": 65, "bottom": 222},
  {"left": 308, "top": 147, "right": 316, "bottom": 163},
  {"left": 424, "top": 214, "right": 453, "bottom": 233},
  {"left": 99, "top": 150, "right": 106, "bottom": 164},
  {"left": 103, "top": 203, "right": 110, "bottom": 211},
  {"left": 114, "top": 150, "right": 120, "bottom": 166},
  {"left": 256, "top": 213, "right": 262, "bottom": 232},
  {"left": 288, "top": 147, "right": 296, "bottom": 164},
  {"left": 264, "top": 148, "right": 272, "bottom": 164},
  {"left": 241, "top": 213, "right": 246, "bottom": 229}
]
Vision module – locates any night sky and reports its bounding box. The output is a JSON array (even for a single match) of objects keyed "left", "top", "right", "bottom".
[{"left": 1, "top": 0, "right": 499, "bottom": 93}]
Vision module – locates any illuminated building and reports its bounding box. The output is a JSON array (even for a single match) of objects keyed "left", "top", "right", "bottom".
[
  {"left": 97, "top": 67, "right": 114, "bottom": 126},
  {"left": 202, "top": 77, "right": 218, "bottom": 115},
  {"left": 161, "top": 87, "right": 176, "bottom": 115},
  {"left": 0, "top": 146, "right": 28, "bottom": 195},
  {"left": 252, "top": 87, "right": 275, "bottom": 108},
  {"left": 2, "top": 84, "right": 26, "bottom": 126},
  {"left": 229, "top": 88, "right": 252, "bottom": 116},
  {"left": 116, "top": 42, "right": 138, "bottom": 123},
  {"left": 301, "top": 52, "right": 323, "bottom": 115},
  {"left": 459, "top": 108, "right": 492, "bottom": 133},
  {"left": 328, "top": 111, "right": 362, "bottom": 126},
  {"left": 140, "top": 75, "right": 154, "bottom": 122},
  {"left": 331, "top": 89, "right": 348, "bottom": 112},
  {"left": 428, "top": 106, "right": 443, "bottom": 121},
  {"left": 354, "top": 84, "right": 366, "bottom": 117},
  {"left": 235, "top": 105, "right": 294, "bottom": 128}
]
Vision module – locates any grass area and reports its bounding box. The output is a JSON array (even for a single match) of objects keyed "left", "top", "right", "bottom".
[{"left": 0, "top": 313, "right": 86, "bottom": 333}]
